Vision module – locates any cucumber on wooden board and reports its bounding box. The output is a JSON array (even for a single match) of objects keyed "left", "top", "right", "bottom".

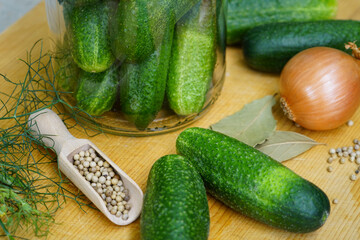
[
  {"left": 227, "top": 0, "right": 337, "bottom": 45},
  {"left": 75, "top": 65, "right": 118, "bottom": 116},
  {"left": 167, "top": 0, "right": 217, "bottom": 116},
  {"left": 242, "top": 20, "right": 360, "bottom": 73},
  {"left": 176, "top": 127, "right": 330, "bottom": 233},
  {"left": 118, "top": 14, "right": 175, "bottom": 130},
  {"left": 140, "top": 154, "right": 209, "bottom": 240},
  {"left": 68, "top": 2, "right": 115, "bottom": 73},
  {"left": 111, "top": 0, "right": 199, "bottom": 63}
]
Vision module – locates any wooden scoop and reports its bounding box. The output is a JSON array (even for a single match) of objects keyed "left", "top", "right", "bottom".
[{"left": 28, "top": 108, "right": 143, "bottom": 225}]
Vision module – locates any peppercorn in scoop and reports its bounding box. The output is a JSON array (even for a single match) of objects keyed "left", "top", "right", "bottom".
[{"left": 72, "top": 148, "right": 131, "bottom": 220}]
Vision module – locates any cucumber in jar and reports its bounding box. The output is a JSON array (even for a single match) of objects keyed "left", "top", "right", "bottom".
[
  {"left": 111, "top": 0, "right": 199, "bottom": 63},
  {"left": 68, "top": 2, "right": 115, "bottom": 73},
  {"left": 167, "top": 0, "right": 217, "bottom": 116},
  {"left": 118, "top": 14, "right": 175, "bottom": 130},
  {"left": 76, "top": 65, "right": 119, "bottom": 116}
]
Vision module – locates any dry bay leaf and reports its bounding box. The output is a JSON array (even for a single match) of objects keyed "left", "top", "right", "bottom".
[
  {"left": 255, "top": 131, "right": 323, "bottom": 162},
  {"left": 210, "top": 95, "right": 276, "bottom": 146}
]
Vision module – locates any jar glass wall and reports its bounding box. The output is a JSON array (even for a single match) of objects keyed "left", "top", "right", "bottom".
[{"left": 45, "top": 0, "right": 226, "bottom": 136}]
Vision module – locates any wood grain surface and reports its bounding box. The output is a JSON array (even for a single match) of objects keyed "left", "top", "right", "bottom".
[{"left": 1, "top": 1, "right": 360, "bottom": 239}]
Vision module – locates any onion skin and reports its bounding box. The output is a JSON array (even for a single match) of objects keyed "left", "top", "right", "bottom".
[{"left": 279, "top": 47, "right": 360, "bottom": 131}]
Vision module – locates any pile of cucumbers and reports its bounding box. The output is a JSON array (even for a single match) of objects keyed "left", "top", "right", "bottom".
[
  {"left": 57, "top": 0, "right": 223, "bottom": 130},
  {"left": 227, "top": 0, "right": 360, "bottom": 73},
  {"left": 140, "top": 128, "right": 330, "bottom": 239}
]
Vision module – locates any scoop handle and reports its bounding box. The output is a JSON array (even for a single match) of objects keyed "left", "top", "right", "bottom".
[{"left": 28, "top": 108, "right": 76, "bottom": 155}]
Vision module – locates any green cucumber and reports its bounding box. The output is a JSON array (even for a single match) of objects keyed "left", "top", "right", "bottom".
[
  {"left": 242, "top": 20, "right": 360, "bottom": 73},
  {"left": 140, "top": 154, "right": 209, "bottom": 240},
  {"left": 167, "top": 0, "right": 217, "bottom": 116},
  {"left": 227, "top": 0, "right": 337, "bottom": 45},
  {"left": 68, "top": 2, "right": 115, "bottom": 73},
  {"left": 118, "top": 14, "right": 175, "bottom": 130},
  {"left": 75, "top": 65, "right": 118, "bottom": 116},
  {"left": 111, "top": 0, "right": 199, "bottom": 63},
  {"left": 111, "top": 0, "right": 154, "bottom": 63},
  {"left": 176, "top": 127, "right": 330, "bottom": 233}
]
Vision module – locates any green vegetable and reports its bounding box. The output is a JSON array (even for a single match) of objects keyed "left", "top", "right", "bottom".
[
  {"left": 227, "top": 0, "right": 337, "bottom": 45},
  {"left": 176, "top": 127, "right": 330, "bottom": 233},
  {"left": 242, "top": 20, "right": 360, "bottom": 73},
  {"left": 111, "top": 0, "right": 199, "bottom": 63},
  {"left": 68, "top": 2, "right": 115, "bottom": 72},
  {"left": 167, "top": 0, "right": 217, "bottom": 116},
  {"left": 76, "top": 65, "right": 118, "bottom": 116},
  {"left": 140, "top": 154, "right": 209, "bottom": 240},
  {"left": 118, "top": 14, "right": 175, "bottom": 130},
  {"left": 111, "top": 0, "right": 154, "bottom": 63}
]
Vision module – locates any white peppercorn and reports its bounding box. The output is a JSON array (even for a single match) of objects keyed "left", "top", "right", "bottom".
[
  {"left": 79, "top": 151, "right": 85, "bottom": 157},
  {"left": 350, "top": 174, "right": 357, "bottom": 181},
  {"left": 83, "top": 161, "right": 90, "bottom": 168},
  {"left": 91, "top": 175, "right": 99, "bottom": 183},
  {"left": 99, "top": 176, "right": 106, "bottom": 184},
  {"left": 111, "top": 178, "right": 119, "bottom": 186},
  {"left": 86, "top": 173, "right": 93, "bottom": 181}
]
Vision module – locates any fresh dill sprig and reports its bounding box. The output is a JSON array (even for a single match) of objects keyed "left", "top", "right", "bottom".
[{"left": 0, "top": 40, "right": 102, "bottom": 239}]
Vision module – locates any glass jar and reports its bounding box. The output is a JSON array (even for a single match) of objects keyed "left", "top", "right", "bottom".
[{"left": 45, "top": 0, "right": 226, "bottom": 136}]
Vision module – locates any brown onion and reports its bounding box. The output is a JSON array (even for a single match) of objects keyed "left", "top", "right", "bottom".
[{"left": 279, "top": 45, "right": 360, "bottom": 130}]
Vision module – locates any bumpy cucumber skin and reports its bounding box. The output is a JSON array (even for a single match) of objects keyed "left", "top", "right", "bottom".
[
  {"left": 227, "top": 0, "right": 337, "bottom": 45},
  {"left": 176, "top": 127, "right": 330, "bottom": 233},
  {"left": 242, "top": 20, "right": 360, "bottom": 73},
  {"left": 76, "top": 65, "right": 118, "bottom": 116},
  {"left": 112, "top": 0, "right": 199, "bottom": 63},
  {"left": 140, "top": 154, "right": 209, "bottom": 240},
  {"left": 69, "top": 3, "right": 115, "bottom": 73},
  {"left": 119, "top": 15, "right": 175, "bottom": 130},
  {"left": 167, "top": 0, "right": 217, "bottom": 116},
  {"left": 111, "top": 0, "right": 154, "bottom": 63}
]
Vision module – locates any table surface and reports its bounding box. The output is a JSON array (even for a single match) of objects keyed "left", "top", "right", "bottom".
[{"left": 1, "top": 1, "right": 360, "bottom": 239}]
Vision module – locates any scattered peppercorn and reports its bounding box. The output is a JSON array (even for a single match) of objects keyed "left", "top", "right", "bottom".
[
  {"left": 332, "top": 199, "right": 339, "bottom": 204},
  {"left": 350, "top": 174, "right": 357, "bottom": 181},
  {"left": 327, "top": 157, "right": 334, "bottom": 163}
]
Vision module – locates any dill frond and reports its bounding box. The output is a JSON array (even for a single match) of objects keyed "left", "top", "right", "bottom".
[{"left": 0, "top": 40, "right": 101, "bottom": 239}]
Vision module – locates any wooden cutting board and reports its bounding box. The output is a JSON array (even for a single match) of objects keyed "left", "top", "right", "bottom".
[{"left": 1, "top": 1, "right": 360, "bottom": 239}]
